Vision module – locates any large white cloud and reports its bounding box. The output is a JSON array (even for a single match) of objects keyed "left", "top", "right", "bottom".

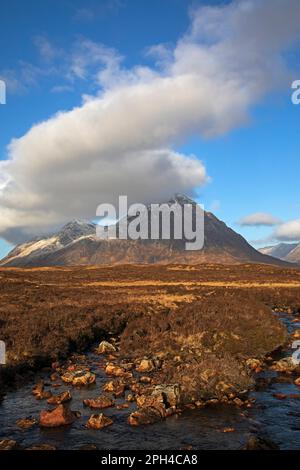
[{"left": 1, "top": 0, "right": 300, "bottom": 243}]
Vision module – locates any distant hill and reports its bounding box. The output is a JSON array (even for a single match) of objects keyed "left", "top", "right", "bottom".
[
  {"left": 259, "top": 242, "right": 300, "bottom": 263},
  {"left": 259, "top": 243, "right": 299, "bottom": 260},
  {"left": 0, "top": 195, "right": 290, "bottom": 267},
  {"left": 285, "top": 244, "right": 300, "bottom": 263}
]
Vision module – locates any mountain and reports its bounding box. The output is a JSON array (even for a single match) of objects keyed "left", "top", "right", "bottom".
[
  {"left": 259, "top": 242, "right": 300, "bottom": 263},
  {"left": 0, "top": 219, "right": 96, "bottom": 266},
  {"left": 259, "top": 243, "right": 299, "bottom": 261},
  {"left": 0, "top": 195, "right": 290, "bottom": 267},
  {"left": 285, "top": 244, "right": 300, "bottom": 263}
]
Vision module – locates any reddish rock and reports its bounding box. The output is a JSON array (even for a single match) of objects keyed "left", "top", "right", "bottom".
[
  {"left": 86, "top": 413, "right": 113, "bottom": 430},
  {"left": 102, "top": 380, "right": 115, "bottom": 392},
  {"left": 107, "top": 354, "right": 118, "bottom": 361},
  {"left": 206, "top": 398, "right": 219, "bottom": 406},
  {"left": 62, "top": 370, "right": 96, "bottom": 386},
  {"left": 245, "top": 436, "right": 279, "bottom": 450},
  {"left": 0, "top": 439, "right": 18, "bottom": 450},
  {"left": 136, "top": 393, "right": 166, "bottom": 417},
  {"left": 16, "top": 417, "right": 37, "bottom": 429},
  {"left": 103, "top": 380, "right": 125, "bottom": 398},
  {"left": 128, "top": 407, "right": 162, "bottom": 426},
  {"left": 184, "top": 403, "right": 196, "bottom": 410},
  {"left": 26, "top": 444, "right": 56, "bottom": 450},
  {"left": 136, "top": 359, "right": 155, "bottom": 373},
  {"left": 133, "top": 386, "right": 180, "bottom": 425},
  {"left": 47, "top": 390, "right": 72, "bottom": 405},
  {"left": 152, "top": 384, "right": 181, "bottom": 407},
  {"left": 32, "top": 382, "right": 44, "bottom": 397},
  {"left": 83, "top": 395, "right": 114, "bottom": 409},
  {"left": 273, "top": 393, "right": 287, "bottom": 400},
  {"left": 116, "top": 403, "right": 129, "bottom": 409},
  {"left": 246, "top": 358, "right": 262, "bottom": 371},
  {"left": 105, "top": 363, "right": 132, "bottom": 378},
  {"left": 165, "top": 406, "right": 177, "bottom": 417},
  {"left": 195, "top": 400, "right": 205, "bottom": 408},
  {"left": 121, "top": 362, "right": 134, "bottom": 371},
  {"left": 293, "top": 329, "right": 300, "bottom": 339},
  {"left": 139, "top": 376, "right": 152, "bottom": 384},
  {"left": 222, "top": 427, "right": 235, "bottom": 433},
  {"left": 50, "top": 372, "right": 59, "bottom": 381},
  {"left": 73, "top": 371, "right": 96, "bottom": 386},
  {"left": 61, "top": 371, "right": 76, "bottom": 383},
  {"left": 39, "top": 404, "right": 77, "bottom": 428},
  {"left": 130, "top": 382, "right": 145, "bottom": 394},
  {"left": 97, "top": 341, "right": 116, "bottom": 354},
  {"left": 32, "top": 382, "right": 52, "bottom": 400},
  {"left": 271, "top": 357, "right": 299, "bottom": 373},
  {"left": 233, "top": 397, "right": 244, "bottom": 407},
  {"left": 39, "top": 391, "right": 52, "bottom": 400}
]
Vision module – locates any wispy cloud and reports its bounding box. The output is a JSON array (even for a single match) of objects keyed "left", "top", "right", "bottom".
[
  {"left": 72, "top": 7, "right": 96, "bottom": 23},
  {"left": 67, "top": 38, "right": 123, "bottom": 85},
  {"left": 238, "top": 212, "right": 281, "bottom": 227},
  {"left": 72, "top": 1, "right": 125, "bottom": 23},
  {"left": 1, "top": 35, "right": 122, "bottom": 96},
  {"left": 0, "top": 61, "right": 44, "bottom": 94},
  {"left": 33, "top": 35, "right": 60, "bottom": 62},
  {"left": 50, "top": 85, "right": 74, "bottom": 94}
]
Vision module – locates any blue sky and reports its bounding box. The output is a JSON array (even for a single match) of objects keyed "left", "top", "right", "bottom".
[{"left": 0, "top": 0, "right": 300, "bottom": 259}]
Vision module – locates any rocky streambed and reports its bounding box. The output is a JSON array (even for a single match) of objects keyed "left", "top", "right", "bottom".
[{"left": 1, "top": 311, "right": 300, "bottom": 450}]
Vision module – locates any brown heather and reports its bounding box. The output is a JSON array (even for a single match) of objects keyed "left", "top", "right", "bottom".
[{"left": 0, "top": 263, "right": 299, "bottom": 397}]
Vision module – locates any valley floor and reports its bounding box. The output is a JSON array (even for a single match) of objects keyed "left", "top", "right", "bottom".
[
  {"left": 1, "top": 263, "right": 300, "bottom": 377},
  {"left": 1, "top": 263, "right": 300, "bottom": 449}
]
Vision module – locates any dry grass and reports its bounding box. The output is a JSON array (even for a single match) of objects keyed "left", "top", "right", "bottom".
[{"left": 0, "top": 263, "right": 299, "bottom": 394}]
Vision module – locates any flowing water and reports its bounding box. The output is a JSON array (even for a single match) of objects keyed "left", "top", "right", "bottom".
[{"left": 0, "top": 312, "right": 300, "bottom": 450}]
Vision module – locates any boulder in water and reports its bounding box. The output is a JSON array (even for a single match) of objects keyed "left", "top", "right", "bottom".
[
  {"left": 39, "top": 404, "right": 77, "bottom": 427},
  {"left": 103, "top": 380, "right": 125, "bottom": 397},
  {"left": 26, "top": 444, "right": 56, "bottom": 450},
  {"left": 128, "top": 407, "right": 162, "bottom": 426},
  {"left": 136, "top": 359, "right": 155, "bottom": 373},
  {"left": 244, "top": 435, "right": 279, "bottom": 450},
  {"left": 83, "top": 395, "right": 114, "bottom": 409},
  {"left": 0, "top": 439, "right": 18, "bottom": 450},
  {"left": 105, "top": 363, "right": 132, "bottom": 379},
  {"left": 86, "top": 413, "right": 113, "bottom": 430},
  {"left": 294, "top": 377, "right": 300, "bottom": 387},
  {"left": 97, "top": 341, "right": 116, "bottom": 354},
  {"left": 271, "top": 357, "right": 299, "bottom": 373},
  {"left": 16, "top": 416, "right": 37, "bottom": 428},
  {"left": 47, "top": 390, "right": 72, "bottom": 405}
]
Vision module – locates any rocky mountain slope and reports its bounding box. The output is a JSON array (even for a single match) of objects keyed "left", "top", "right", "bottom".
[{"left": 0, "top": 195, "right": 290, "bottom": 267}]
